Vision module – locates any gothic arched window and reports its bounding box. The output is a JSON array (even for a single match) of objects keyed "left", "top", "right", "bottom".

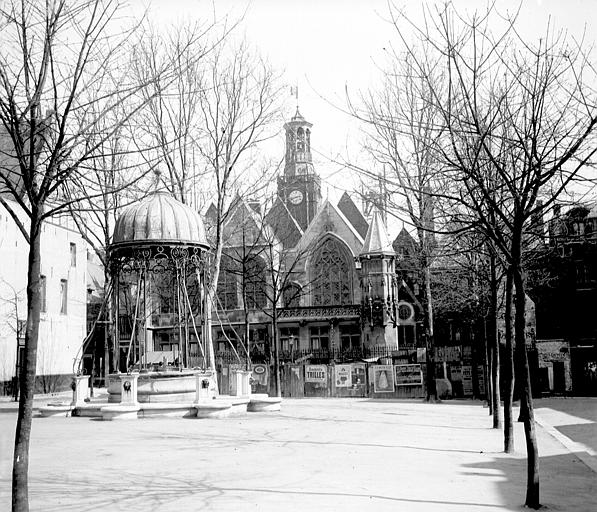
[
  {"left": 311, "top": 237, "right": 353, "bottom": 305},
  {"left": 217, "top": 254, "right": 238, "bottom": 309},
  {"left": 245, "top": 256, "right": 267, "bottom": 309},
  {"left": 283, "top": 282, "right": 302, "bottom": 307}
]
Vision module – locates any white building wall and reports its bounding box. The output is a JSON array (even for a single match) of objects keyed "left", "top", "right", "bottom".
[{"left": 0, "top": 203, "right": 87, "bottom": 385}]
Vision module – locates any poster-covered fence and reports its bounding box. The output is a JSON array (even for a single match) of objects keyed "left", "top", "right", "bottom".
[{"left": 216, "top": 362, "right": 484, "bottom": 399}]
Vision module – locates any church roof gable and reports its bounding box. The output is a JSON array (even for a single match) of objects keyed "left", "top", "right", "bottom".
[
  {"left": 337, "top": 192, "right": 368, "bottom": 239},
  {"left": 265, "top": 196, "right": 303, "bottom": 248},
  {"left": 393, "top": 226, "right": 416, "bottom": 252},
  {"left": 223, "top": 197, "right": 277, "bottom": 248},
  {"left": 296, "top": 199, "right": 364, "bottom": 257}
]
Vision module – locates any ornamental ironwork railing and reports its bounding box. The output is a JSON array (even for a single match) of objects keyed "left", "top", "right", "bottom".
[
  {"left": 215, "top": 345, "right": 418, "bottom": 365},
  {"left": 277, "top": 304, "right": 361, "bottom": 321}
]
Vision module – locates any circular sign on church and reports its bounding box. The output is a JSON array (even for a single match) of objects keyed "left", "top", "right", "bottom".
[{"left": 397, "top": 302, "right": 414, "bottom": 322}]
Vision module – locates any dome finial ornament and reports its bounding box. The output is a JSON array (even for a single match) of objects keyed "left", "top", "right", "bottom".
[{"left": 153, "top": 167, "right": 162, "bottom": 192}]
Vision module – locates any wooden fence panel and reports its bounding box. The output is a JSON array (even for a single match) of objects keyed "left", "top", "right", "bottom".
[{"left": 282, "top": 364, "right": 304, "bottom": 397}]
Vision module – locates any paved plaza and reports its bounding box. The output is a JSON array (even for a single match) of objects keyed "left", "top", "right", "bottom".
[{"left": 0, "top": 396, "right": 595, "bottom": 511}]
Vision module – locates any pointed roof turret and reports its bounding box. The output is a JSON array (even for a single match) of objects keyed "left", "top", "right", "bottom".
[
  {"left": 360, "top": 209, "right": 394, "bottom": 256},
  {"left": 291, "top": 107, "right": 305, "bottom": 122}
]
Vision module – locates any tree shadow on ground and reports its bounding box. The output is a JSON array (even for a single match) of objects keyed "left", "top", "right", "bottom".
[
  {"left": 18, "top": 472, "right": 524, "bottom": 512},
  {"left": 461, "top": 452, "right": 597, "bottom": 512}
]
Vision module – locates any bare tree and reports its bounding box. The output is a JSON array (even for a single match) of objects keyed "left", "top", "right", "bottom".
[
  {"left": 194, "top": 43, "right": 284, "bottom": 376},
  {"left": 388, "top": 2, "right": 597, "bottom": 507},
  {"left": 131, "top": 21, "right": 227, "bottom": 205},
  {"left": 0, "top": 1, "right": 199, "bottom": 509},
  {"left": 215, "top": 198, "right": 314, "bottom": 397},
  {"left": 65, "top": 125, "right": 145, "bottom": 383},
  {"left": 432, "top": 225, "right": 503, "bottom": 428},
  {"left": 347, "top": 51, "right": 448, "bottom": 400},
  {"left": 131, "top": 22, "right": 284, "bottom": 377}
]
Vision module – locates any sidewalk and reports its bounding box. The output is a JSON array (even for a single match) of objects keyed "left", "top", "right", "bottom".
[
  {"left": 0, "top": 390, "right": 72, "bottom": 407},
  {"left": 0, "top": 388, "right": 108, "bottom": 410},
  {"left": 0, "top": 398, "right": 595, "bottom": 511}
]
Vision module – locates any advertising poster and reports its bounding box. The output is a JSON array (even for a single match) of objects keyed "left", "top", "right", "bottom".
[
  {"left": 373, "top": 365, "right": 395, "bottom": 393},
  {"left": 450, "top": 364, "right": 463, "bottom": 382},
  {"left": 435, "top": 346, "right": 462, "bottom": 362},
  {"left": 416, "top": 347, "right": 427, "bottom": 363},
  {"left": 305, "top": 365, "right": 327, "bottom": 384},
  {"left": 351, "top": 364, "right": 366, "bottom": 388},
  {"left": 462, "top": 365, "right": 473, "bottom": 395},
  {"left": 395, "top": 364, "right": 423, "bottom": 386},
  {"left": 335, "top": 364, "right": 352, "bottom": 388},
  {"left": 251, "top": 364, "right": 267, "bottom": 386},
  {"left": 476, "top": 365, "right": 486, "bottom": 395},
  {"left": 251, "top": 364, "right": 268, "bottom": 386}
]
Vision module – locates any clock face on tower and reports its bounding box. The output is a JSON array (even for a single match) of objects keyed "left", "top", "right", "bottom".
[{"left": 288, "top": 189, "right": 304, "bottom": 205}]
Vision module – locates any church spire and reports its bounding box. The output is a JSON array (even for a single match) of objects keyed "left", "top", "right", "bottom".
[{"left": 360, "top": 209, "right": 394, "bottom": 256}]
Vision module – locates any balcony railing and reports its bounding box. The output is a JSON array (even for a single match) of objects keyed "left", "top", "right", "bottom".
[{"left": 214, "top": 345, "right": 418, "bottom": 365}]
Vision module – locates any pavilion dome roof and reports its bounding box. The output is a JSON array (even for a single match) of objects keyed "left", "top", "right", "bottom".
[{"left": 111, "top": 191, "right": 209, "bottom": 250}]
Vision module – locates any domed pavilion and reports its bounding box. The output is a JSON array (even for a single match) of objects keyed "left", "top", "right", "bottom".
[{"left": 108, "top": 190, "right": 211, "bottom": 376}]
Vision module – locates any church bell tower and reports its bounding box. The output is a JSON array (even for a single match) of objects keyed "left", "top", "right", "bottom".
[{"left": 277, "top": 109, "right": 321, "bottom": 231}]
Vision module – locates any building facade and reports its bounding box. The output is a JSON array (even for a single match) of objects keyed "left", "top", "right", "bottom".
[
  {"left": 0, "top": 201, "right": 88, "bottom": 395},
  {"left": 213, "top": 111, "right": 423, "bottom": 373},
  {"left": 529, "top": 203, "right": 597, "bottom": 395}
]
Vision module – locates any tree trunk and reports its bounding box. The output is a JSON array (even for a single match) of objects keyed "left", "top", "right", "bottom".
[
  {"left": 104, "top": 272, "right": 112, "bottom": 384},
  {"left": 12, "top": 216, "right": 43, "bottom": 512},
  {"left": 491, "top": 325, "right": 502, "bottom": 429},
  {"left": 241, "top": 262, "right": 251, "bottom": 370},
  {"left": 490, "top": 250, "right": 502, "bottom": 429},
  {"left": 513, "top": 267, "right": 540, "bottom": 508},
  {"left": 484, "top": 317, "right": 493, "bottom": 415},
  {"left": 242, "top": 283, "right": 250, "bottom": 371},
  {"left": 241, "top": 229, "right": 250, "bottom": 371},
  {"left": 204, "top": 291, "right": 218, "bottom": 393},
  {"left": 422, "top": 264, "right": 437, "bottom": 401},
  {"left": 244, "top": 311, "right": 250, "bottom": 371},
  {"left": 503, "top": 266, "right": 515, "bottom": 453},
  {"left": 272, "top": 302, "right": 281, "bottom": 397}
]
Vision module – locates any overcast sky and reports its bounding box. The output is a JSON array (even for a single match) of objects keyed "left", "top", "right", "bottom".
[{"left": 140, "top": 0, "right": 597, "bottom": 208}]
